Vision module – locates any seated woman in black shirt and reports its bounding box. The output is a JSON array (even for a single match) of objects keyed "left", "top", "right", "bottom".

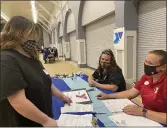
[{"left": 89, "top": 49, "right": 126, "bottom": 92}]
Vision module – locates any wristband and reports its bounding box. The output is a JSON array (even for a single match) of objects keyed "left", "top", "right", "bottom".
[{"left": 142, "top": 108, "right": 148, "bottom": 117}]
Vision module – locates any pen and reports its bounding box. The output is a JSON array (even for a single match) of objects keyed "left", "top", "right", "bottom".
[{"left": 111, "top": 111, "right": 123, "bottom": 113}]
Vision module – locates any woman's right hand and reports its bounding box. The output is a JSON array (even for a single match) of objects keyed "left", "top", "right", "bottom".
[
  {"left": 42, "top": 118, "right": 58, "bottom": 127},
  {"left": 96, "top": 93, "right": 109, "bottom": 100}
]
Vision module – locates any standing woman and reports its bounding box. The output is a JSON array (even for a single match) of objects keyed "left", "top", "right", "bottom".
[{"left": 0, "top": 16, "right": 71, "bottom": 127}]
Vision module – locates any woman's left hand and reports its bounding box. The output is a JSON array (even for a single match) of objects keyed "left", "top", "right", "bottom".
[
  {"left": 88, "top": 80, "right": 98, "bottom": 87},
  {"left": 61, "top": 95, "right": 72, "bottom": 105},
  {"left": 122, "top": 105, "right": 143, "bottom": 116}
]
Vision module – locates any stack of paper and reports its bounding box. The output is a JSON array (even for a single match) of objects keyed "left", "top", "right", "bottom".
[
  {"left": 57, "top": 114, "right": 93, "bottom": 126},
  {"left": 109, "top": 113, "right": 162, "bottom": 126},
  {"left": 63, "top": 89, "right": 91, "bottom": 103},
  {"left": 61, "top": 103, "right": 93, "bottom": 113},
  {"left": 102, "top": 99, "right": 135, "bottom": 113}
]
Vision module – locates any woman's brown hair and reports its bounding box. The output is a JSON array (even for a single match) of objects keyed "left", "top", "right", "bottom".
[
  {"left": 149, "top": 50, "right": 166, "bottom": 65},
  {"left": 0, "top": 16, "right": 41, "bottom": 59}
]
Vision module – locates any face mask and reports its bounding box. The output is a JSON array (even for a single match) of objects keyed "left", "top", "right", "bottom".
[
  {"left": 21, "top": 40, "right": 36, "bottom": 53},
  {"left": 144, "top": 63, "right": 163, "bottom": 76},
  {"left": 101, "top": 62, "right": 110, "bottom": 69}
]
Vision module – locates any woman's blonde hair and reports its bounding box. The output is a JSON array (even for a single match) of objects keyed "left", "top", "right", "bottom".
[{"left": 1, "top": 16, "right": 41, "bottom": 59}]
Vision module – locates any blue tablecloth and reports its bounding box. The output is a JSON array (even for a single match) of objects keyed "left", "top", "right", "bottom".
[
  {"left": 52, "top": 79, "right": 71, "bottom": 119},
  {"left": 51, "top": 75, "right": 116, "bottom": 127},
  {"left": 52, "top": 75, "right": 165, "bottom": 127}
]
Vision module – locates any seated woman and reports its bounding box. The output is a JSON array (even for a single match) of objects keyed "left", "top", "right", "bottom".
[
  {"left": 88, "top": 49, "right": 126, "bottom": 92},
  {"left": 43, "top": 48, "right": 50, "bottom": 63},
  {"left": 97, "top": 50, "right": 167, "bottom": 125},
  {"left": 53, "top": 47, "right": 58, "bottom": 59}
]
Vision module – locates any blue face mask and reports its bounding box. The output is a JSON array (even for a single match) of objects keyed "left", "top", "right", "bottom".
[{"left": 21, "top": 40, "right": 36, "bottom": 53}]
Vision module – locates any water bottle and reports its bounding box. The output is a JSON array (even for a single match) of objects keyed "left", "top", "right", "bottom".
[
  {"left": 74, "top": 73, "right": 77, "bottom": 82},
  {"left": 80, "top": 72, "right": 83, "bottom": 78}
]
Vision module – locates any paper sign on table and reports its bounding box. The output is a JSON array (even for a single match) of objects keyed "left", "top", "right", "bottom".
[
  {"left": 102, "top": 99, "right": 135, "bottom": 113},
  {"left": 109, "top": 113, "right": 162, "bottom": 126},
  {"left": 63, "top": 89, "right": 91, "bottom": 103},
  {"left": 57, "top": 114, "right": 93, "bottom": 126},
  {"left": 61, "top": 103, "right": 93, "bottom": 113}
]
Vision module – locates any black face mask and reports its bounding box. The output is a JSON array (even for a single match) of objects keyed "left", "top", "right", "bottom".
[
  {"left": 144, "top": 63, "right": 163, "bottom": 76},
  {"left": 100, "top": 61, "right": 110, "bottom": 69},
  {"left": 21, "top": 40, "right": 36, "bottom": 53}
]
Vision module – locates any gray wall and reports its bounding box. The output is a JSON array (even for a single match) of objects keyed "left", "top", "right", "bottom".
[
  {"left": 67, "top": 11, "right": 76, "bottom": 33},
  {"left": 115, "top": 1, "right": 138, "bottom": 30},
  {"left": 59, "top": 23, "right": 63, "bottom": 37},
  {"left": 82, "top": 1, "right": 115, "bottom": 26},
  {"left": 54, "top": 1, "right": 138, "bottom": 42},
  {"left": 43, "top": 29, "right": 50, "bottom": 48}
]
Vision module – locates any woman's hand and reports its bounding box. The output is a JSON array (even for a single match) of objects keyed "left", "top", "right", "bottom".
[
  {"left": 96, "top": 93, "right": 109, "bottom": 100},
  {"left": 61, "top": 95, "right": 72, "bottom": 105},
  {"left": 123, "top": 105, "right": 143, "bottom": 116},
  {"left": 51, "top": 85, "right": 72, "bottom": 105},
  {"left": 42, "top": 118, "right": 57, "bottom": 127},
  {"left": 88, "top": 80, "right": 98, "bottom": 87}
]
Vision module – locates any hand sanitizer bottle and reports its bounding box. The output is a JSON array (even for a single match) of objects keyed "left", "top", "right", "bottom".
[{"left": 74, "top": 73, "right": 77, "bottom": 82}]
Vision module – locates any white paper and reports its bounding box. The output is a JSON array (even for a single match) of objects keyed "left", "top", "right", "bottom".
[
  {"left": 102, "top": 99, "right": 135, "bottom": 113},
  {"left": 63, "top": 90, "right": 91, "bottom": 103},
  {"left": 61, "top": 103, "right": 93, "bottom": 113},
  {"left": 109, "top": 113, "right": 162, "bottom": 126},
  {"left": 57, "top": 114, "right": 93, "bottom": 126}
]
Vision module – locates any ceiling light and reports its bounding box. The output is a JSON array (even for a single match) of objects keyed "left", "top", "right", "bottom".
[
  {"left": 30, "top": 1, "right": 37, "bottom": 23},
  {"left": 1, "top": 12, "right": 9, "bottom": 22}
]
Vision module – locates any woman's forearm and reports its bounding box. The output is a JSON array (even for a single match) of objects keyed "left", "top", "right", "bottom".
[
  {"left": 107, "top": 91, "right": 132, "bottom": 99},
  {"left": 51, "top": 84, "right": 64, "bottom": 100},
  {"left": 8, "top": 90, "right": 56, "bottom": 126},
  {"left": 96, "top": 83, "right": 118, "bottom": 91},
  {"left": 146, "top": 110, "right": 167, "bottom": 125},
  {"left": 107, "top": 88, "right": 140, "bottom": 99}
]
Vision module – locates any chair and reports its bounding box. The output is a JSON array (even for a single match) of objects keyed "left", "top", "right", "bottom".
[
  {"left": 47, "top": 54, "right": 55, "bottom": 63},
  {"left": 126, "top": 80, "right": 143, "bottom": 106},
  {"left": 125, "top": 79, "right": 135, "bottom": 90}
]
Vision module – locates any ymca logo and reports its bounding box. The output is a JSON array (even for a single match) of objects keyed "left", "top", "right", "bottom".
[{"left": 114, "top": 32, "right": 123, "bottom": 44}]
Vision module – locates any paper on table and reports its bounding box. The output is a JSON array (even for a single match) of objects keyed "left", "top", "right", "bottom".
[
  {"left": 63, "top": 90, "right": 91, "bottom": 103},
  {"left": 57, "top": 114, "right": 93, "bottom": 126},
  {"left": 102, "top": 99, "right": 135, "bottom": 113},
  {"left": 109, "top": 113, "right": 162, "bottom": 126},
  {"left": 63, "top": 77, "right": 93, "bottom": 91},
  {"left": 61, "top": 103, "right": 93, "bottom": 113}
]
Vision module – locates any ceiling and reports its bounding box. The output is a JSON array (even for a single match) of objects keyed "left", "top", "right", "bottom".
[{"left": 1, "top": 1, "right": 61, "bottom": 31}]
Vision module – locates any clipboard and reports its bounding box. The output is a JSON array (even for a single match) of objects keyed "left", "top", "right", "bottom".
[{"left": 62, "top": 88, "right": 92, "bottom": 104}]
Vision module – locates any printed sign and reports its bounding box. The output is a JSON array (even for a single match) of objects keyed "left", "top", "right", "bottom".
[{"left": 113, "top": 27, "right": 124, "bottom": 50}]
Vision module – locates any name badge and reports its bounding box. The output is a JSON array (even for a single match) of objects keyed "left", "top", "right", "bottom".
[
  {"left": 144, "top": 81, "right": 149, "bottom": 85},
  {"left": 43, "top": 69, "right": 49, "bottom": 75}
]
